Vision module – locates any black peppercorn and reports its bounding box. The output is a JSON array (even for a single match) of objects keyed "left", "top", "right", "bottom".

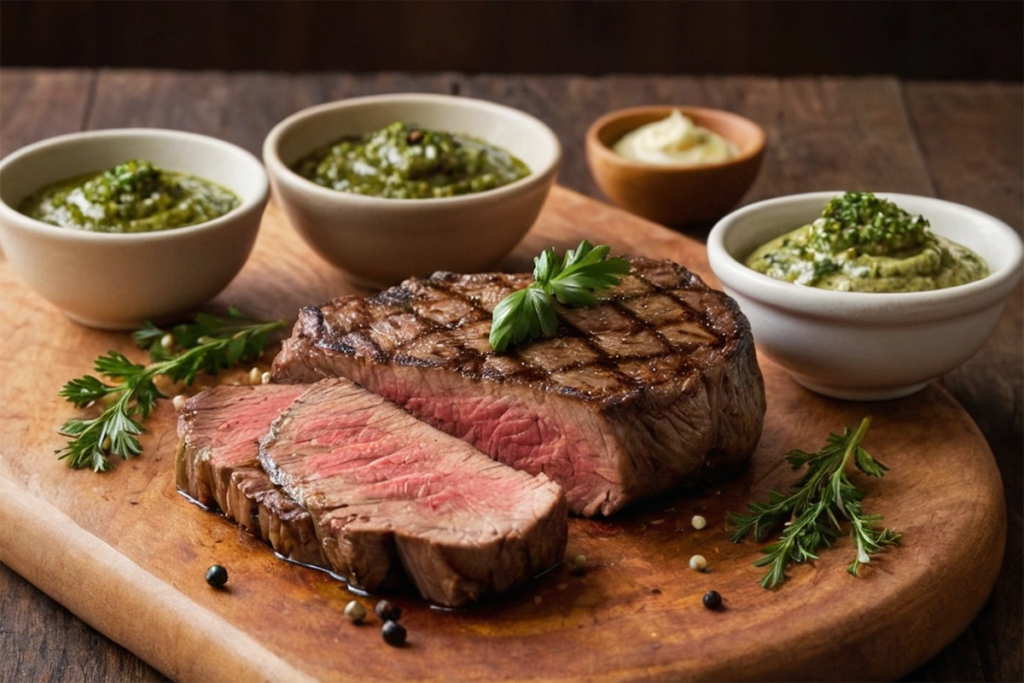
[
  {"left": 382, "top": 620, "right": 407, "bottom": 647},
  {"left": 205, "top": 565, "right": 228, "bottom": 588},
  {"left": 702, "top": 590, "right": 722, "bottom": 609},
  {"left": 375, "top": 599, "right": 401, "bottom": 621}
]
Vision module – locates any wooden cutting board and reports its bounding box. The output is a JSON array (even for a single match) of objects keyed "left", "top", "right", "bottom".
[{"left": 0, "top": 187, "right": 1005, "bottom": 682}]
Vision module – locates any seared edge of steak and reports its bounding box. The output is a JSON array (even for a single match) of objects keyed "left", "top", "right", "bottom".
[
  {"left": 272, "top": 256, "right": 766, "bottom": 516},
  {"left": 175, "top": 384, "right": 327, "bottom": 567},
  {"left": 258, "top": 378, "right": 569, "bottom": 607}
]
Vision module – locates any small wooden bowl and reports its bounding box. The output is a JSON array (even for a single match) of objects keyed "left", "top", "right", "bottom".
[{"left": 586, "top": 106, "right": 765, "bottom": 226}]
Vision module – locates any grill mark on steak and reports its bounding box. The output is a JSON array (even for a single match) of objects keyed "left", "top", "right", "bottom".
[
  {"left": 175, "top": 384, "right": 327, "bottom": 567},
  {"left": 272, "top": 256, "right": 766, "bottom": 516},
  {"left": 258, "top": 378, "right": 568, "bottom": 607}
]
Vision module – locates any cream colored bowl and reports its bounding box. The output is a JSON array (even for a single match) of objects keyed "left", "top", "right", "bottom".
[
  {"left": 0, "top": 129, "right": 268, "bottom": 329},
  {"left": 708, "top": 192, "right": 1024, "bottom": 400},
  {"left": 263, "top": 94, "right": 561, "bottom": 288}
]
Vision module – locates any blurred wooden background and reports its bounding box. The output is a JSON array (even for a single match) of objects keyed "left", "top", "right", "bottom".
[{"left": 2, "top": 0, "right": 1021, "bottom": 80}]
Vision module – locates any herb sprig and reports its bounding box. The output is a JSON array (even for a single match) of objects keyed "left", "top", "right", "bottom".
[
  {"left": 728, "top": 418, "right": 901, "bottom": 589},
  {"left": 489, "top": 240, "right": 630, "bottom": 352},
  {"left": 57, "top": 308, "right": 285, "bottom": 472}
]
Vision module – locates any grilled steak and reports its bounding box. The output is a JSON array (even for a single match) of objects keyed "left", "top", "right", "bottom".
[
  {"left": 258, "top": 378, "right": 569, "bottom": 607},
  {"left": 272, "top": 256, "right": 766, "bottom": 516},
  {"left": 175, "top": 384, "right": 326, "bottom": 567}
]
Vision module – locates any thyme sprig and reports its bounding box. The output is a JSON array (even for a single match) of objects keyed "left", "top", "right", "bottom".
[
  {"left": 489, "top": 240, "right": 630, "bottom": 352},
  {"left": 728, "top": 418, "right": 901, "bottom": 589},
  {"left": 57, "top": 308, "right": 285, "bottom": 472}
]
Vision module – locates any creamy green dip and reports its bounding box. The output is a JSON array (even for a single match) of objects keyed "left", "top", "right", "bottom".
[
  {"left": 293, "top": 121, "right": 530, "bottom": 199},
  {"left": 745, "top": 192, "right": 989, "bottom": 292},
  {"left": 19, "top": 160, "right": 239, "bottom": 234}
]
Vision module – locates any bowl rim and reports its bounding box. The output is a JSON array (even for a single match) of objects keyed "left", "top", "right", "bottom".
[
  {"left": 585, "top": 105, "right": 766, "bottom": 171},
  {"left": 0, "top": 128, "right": 269, "bottom": 243},
  {"left": 707, "top": 190, "right": 1024, "bottom": 319},
  {"left": 262, "top": 92, "right": 562, "bottom": 207}
]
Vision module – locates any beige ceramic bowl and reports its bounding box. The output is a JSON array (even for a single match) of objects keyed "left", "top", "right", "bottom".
[
  {"left": 586, "top": 106, "right": 765, "bottom": 226},
  {"left": 263, "top": 94, "right": 561, "bottom": 288},
  {"left": 708, "top": 192, "right": 1024, "bottom": 400},
  {"left": 0, "top": 129, "right": 268, "bottom": 329}
]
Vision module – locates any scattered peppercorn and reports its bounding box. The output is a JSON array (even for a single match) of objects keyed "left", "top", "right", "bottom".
[
  {"left": 689, "top": 554, "right": 707, "bottom": 572},
  {"left": 702, "top": 590, "right": 723, "bottom": 610},
  {"left": 172, "top": 394, "right": 187, "bottom": 411},
  {"left": 205, "top": 565, "right": 228, "bottom": 588},
  {"left": 381, "top": 620, "right": 407, "bottom": 647},
  {"left": 375, "top": 599, "right": 401, "bottom": 622},
  {"left": 570, "top": 554, "right": 587, "bottom": 575},
  {"left": 691, "top": 515, "right": 707, "bottom": 530},
  {"left": 344, "top": 600, "right": 367, "bottom": 623}
]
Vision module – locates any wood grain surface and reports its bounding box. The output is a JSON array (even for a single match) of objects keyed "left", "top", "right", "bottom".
[
  {"left": 0, "top": 189, "right": 1007, "bottom": 682},
  {"left": 0, "top": 70, "right": 1021, "bottom": 683}
]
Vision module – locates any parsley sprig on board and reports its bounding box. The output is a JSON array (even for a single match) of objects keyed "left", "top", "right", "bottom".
[
  {"left": 57, "top": 308, "right": 285, "bottom": 472},
  {"left": 728, "top": 418, "right": 901, "bottom": 589},
  {"left": 489, "top": 240, "right": 630, "bottom": 352}
]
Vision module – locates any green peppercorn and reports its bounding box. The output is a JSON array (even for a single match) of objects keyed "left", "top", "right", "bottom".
[
  {"left": 702, "top": 590, "right": 722, "bottom": 610},
  {"left": 205, "top": 565, "right": 228, "bottom": 588},
  {"left": 381, "top": 620, "right": 407, "bottom": 647}
]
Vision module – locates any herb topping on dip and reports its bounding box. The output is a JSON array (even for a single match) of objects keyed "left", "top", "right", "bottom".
[{"left": 745, "top": 192, "right": 989, "bottom": 292}]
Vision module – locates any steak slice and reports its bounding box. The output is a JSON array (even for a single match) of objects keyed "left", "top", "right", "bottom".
[
  {"left": 258, "top": 378, "right": 569, "bottom": 607},
  {"left": 175, "top": 384, "right": 326, "bottom": 567},
  {"left": 272, "top": 255, "right": 766, "bottom": 516}
]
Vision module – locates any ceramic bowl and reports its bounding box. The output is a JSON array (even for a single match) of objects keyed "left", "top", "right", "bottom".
[
  {"left": 263, "top": 94, "right": 561, "bottom": 288},
  {"left": 585, "top": 106, "right": 765, "bottom": 226},
  {"left": 707, "top": 191, "right": 1024, "bottom": 400},
  {"left": 0, "top": 129, "right": 268, "bottom": 329}
]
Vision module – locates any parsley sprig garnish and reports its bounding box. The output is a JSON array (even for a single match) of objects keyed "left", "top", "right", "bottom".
[
  {"left": 489, "top": 240, "right": 630, "bottom": 352},
  {"left": 728, "top": 418, "right": 901, "bottom": 589},
  {"left": 56, "top": 308, "right": 285, "bottom": 472}
]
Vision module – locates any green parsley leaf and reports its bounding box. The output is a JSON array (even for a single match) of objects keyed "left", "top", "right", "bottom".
[{"left": 488, "top": 240, "right": 630, "bottom": 352}]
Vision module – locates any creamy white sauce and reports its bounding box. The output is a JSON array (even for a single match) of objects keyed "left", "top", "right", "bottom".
[{"left": 613, "top": 110, "right": 737, "bottom": 165}]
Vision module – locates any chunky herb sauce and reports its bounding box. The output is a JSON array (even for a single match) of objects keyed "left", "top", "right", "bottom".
[
  {"left": 19, "top": 160, "right": 239, "bottom": 234},
  {"left": 293, "top": 122, "right": 530, "bottom": 199},
  {"left": 745, "top": 192, "right": 989, "bottom": 292}
]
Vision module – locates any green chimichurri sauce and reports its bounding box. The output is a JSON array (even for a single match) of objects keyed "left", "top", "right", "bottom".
[
  {"left": 745, "top": 192, "right": 990, "bottom": 292},
  {"left": 19, "top": 160, "right": 240, "bottom": 233},
  {"left": 293, "top": 121, "right": 530, "bottom": 199}
]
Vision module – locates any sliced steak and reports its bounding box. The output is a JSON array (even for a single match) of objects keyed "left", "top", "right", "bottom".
[
  {"left": 272, "top": 255, "right": 766, "bottom": 516},
  {"left": 175, "top": 384, "right": 326, "bottom": 567},
  {"left": 258, "top": 378, "right": 569, "bottom": 607}
]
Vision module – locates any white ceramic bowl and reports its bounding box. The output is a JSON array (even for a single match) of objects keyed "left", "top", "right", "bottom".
[
  {"left": 708, "top": 192, "right": 1024, "bottom": 400},
  {"left": 263, "top": 94, "right": 561, "bottom": 288},
  {"left": 0, "top": 129, "right": 268, "bottom": 329}
]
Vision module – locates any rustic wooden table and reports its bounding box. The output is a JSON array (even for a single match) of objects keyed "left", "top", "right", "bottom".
[{"left": 1, "top": 69, "right": 1020, "bottom": 683}]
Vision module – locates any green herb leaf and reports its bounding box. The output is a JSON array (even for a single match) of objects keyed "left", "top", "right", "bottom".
[
  {"left": 728, "top": 417, "right": 901, "bottom": 589},
  {"left": 56, "top": 310, "right": 286, "bottom": 471},
  {"left": 489, "top": 240, "right": 629, "bottom": 352}
]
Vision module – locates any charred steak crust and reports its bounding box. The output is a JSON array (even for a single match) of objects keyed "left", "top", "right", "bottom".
[
  {"left": 258, "top": 378, "right": 569, "bottom": 607},
  {"left": 272, "top": 256, "right": 766, "bottom": 517},
  {"left": 175, "top": 384, "right": 327, "bottom": 567}
]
